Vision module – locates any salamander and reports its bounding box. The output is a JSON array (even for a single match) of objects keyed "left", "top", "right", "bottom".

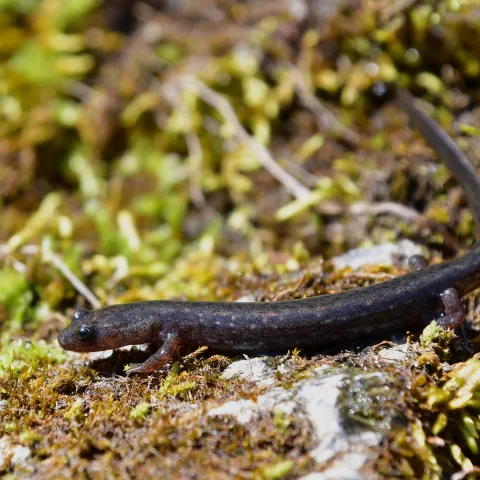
[{"left": 58, "top": 86, "right": 480, "bottom": 373}]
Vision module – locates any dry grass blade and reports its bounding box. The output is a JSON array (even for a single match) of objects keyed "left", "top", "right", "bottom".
[
  {"left": 175, "top": 75, "right": 311, "bottom": 201},
  {"left": 293, "top": 68, "right": 361, "bottom": 148},
  {"left": 0, "top": 244, "right": 101, "bottom": 309}
]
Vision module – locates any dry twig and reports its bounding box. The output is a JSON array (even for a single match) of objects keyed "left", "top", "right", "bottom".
[
  {"left": 173, "top": 75, "right": 311, "bottom": 201},
  {"left": 293, "top": 68, "right": 361, "bottom": 147},
  {"left": 0, "top": 244, "right": 101, "bottom": 309},
  {"left": 185, "top": 132, "right": 208, "bottom": 209},
  {"left": 315, "top": 200, "right": 462, "bottom": 250}
]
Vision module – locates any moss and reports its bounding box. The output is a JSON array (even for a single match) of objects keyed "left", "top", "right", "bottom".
[
  {"left": 129, "top": 401, "right": 151, "bottom": 421},
  {"left": 0, "top": 269, "right": 33, "bottom": 333},
  {"left": 419, "top": 321, "right": 456, "bottom": 355},
  {"left": 272, "top": 407, "right": 291, "bottom": 435},
  {"left": 0, "top": 337, "right": 66, "bottom": 376},
  {"left": 254, "top": 459, "right": 294, "bottom": 480},
  {"left": 337, "top": 369, "right": 408, "bottom": 434}
]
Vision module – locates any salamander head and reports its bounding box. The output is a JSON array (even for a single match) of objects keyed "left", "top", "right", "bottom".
[{"left": 58, "top": 304, "right": 154, "bottom": 352}]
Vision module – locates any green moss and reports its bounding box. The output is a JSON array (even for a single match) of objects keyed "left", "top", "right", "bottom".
[
  {"left": 0, "top": 337, "right": 67, "bottom": 376},
  {"left": 255, "top": 459, "right": 294, "bottom": 480},
  {"left": 19, "top": 429, "right": 42, "bottom": 446},
  {"left": 272, "top": 407, "right": 291, "bottom": 435},
  {"left": 129, "top": 402, "right": 151, "bottom": 420},
  {"left": 419, "top": 321, "right": 456, "bottom": 354},
  {"left": 64, "top": 398, "right": 85, "bottom": 422},
  {"left": 0, "top": 268, "right": 32, "bottom": 332},
  {"left": 338, "top": 370, "right": 407, "bottom": 433}
]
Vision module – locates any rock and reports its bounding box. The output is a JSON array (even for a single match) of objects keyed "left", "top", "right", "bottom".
[
  {"left": 377, "top": 343, "right": 410, "bottom": 363},
  {"left": 221, "top": 356, "right": 277, "bottom": 386},
  {"left": 332, "top": 240, "right": 423, "bottom": 271},
  {"left": 210, "top": 363, "right": 405, "bottom": 478},
  {"left": 0, "top": 437, "right": 31, "bottom": 471}
]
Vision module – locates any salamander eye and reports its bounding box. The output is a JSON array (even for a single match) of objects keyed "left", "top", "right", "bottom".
[
  {"left": 76, "top": 325, "right": 94, "bottom": 342},
  {"left": 72, "top": 308, "right": 89, "bottom": 322}
]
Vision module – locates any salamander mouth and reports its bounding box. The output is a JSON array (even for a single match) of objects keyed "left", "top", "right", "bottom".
[
  {"left": 57, "top": 331, "right": 69, "bottom": 349},
  {"left": 58, "top": 327, "right": 131, "bottom": 352},
  {"left": 57, "top": 331, "right": 97, "bottom": 352}
]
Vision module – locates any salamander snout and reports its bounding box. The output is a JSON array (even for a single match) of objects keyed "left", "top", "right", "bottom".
[{"left": 58, "top": 308, "right": 99, "bottom": 352}]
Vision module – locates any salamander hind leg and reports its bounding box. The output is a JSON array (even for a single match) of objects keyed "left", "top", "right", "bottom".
[
  {"left": 127, "top": 330, "right": 181, "bottom": 374},
  {"left": 408, "top": 255, "right": 465, "bottom": 329},
  {"left": 436, "top": 287, "right": 465, "bottom": 329}
]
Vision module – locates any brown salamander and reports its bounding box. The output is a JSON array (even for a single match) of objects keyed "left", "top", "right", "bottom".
[{"left": 58, "top": 87, "right": 480, "bottom": 373}]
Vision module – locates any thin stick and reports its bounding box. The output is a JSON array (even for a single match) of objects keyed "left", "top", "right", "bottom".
[
  {"left": 281, "top": 157, "right": 321, "bottom": 187},
  {"left": 175, "top": 75, "right": 311, "bottom": 201},
  {"left": 185, "top": 132, "right": 208, "bottom": 208},
  {"left": 377, "top": 0, "right": 417, "bottom": 24},
  {"left": 293, "top": 68, "right": 361, "bottom": 147},
  {"left": 315, "top": 201, "right": 462, "bottom": 250},
  {"left": 334, "top": 201, "right": 420, "bottom": 219},
  {"left": 47, "top": 251, "right": 101, "bottom": 309},
  {"left": 0, "top": 244, "right": 101, "bottom": 309}
]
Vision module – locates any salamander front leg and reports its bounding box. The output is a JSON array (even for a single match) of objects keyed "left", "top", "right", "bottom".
[{"left": 127, "top": 330, "right": 181, "bottom": 374}]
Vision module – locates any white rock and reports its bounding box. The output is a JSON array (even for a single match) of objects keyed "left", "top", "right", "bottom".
[
  {"left": 0, "top": 437, "right": 31, "bottom": 471},
  {"left": 378, "top": 343, "right": 410, "bottom": 363},
  {"left": 0, "top": 437, "right": 10, "bottom": 470},
  {"left": 298, "top": 452, "right": 374, "bottom": 479},
  {"left": 11, "top": 445, "right": 30, "bottom": 466},
  {"left": 332, "top": 240, "right": 422, "bottom": 270},
  {"left": 222, "top": 357, "right": 276, "bottom": 386},
  {"left": 208, "top": 399, "right": 258, "bottom": 425},
  {"left": 207, "top": 386, "right": 293, "bottom": 425},
  {"left": 296, "top": 371, "right": 381, "bottom": 465},
  {"left": 235, "top": 295, "right": 256, "bottom": 303},
  {"left": 213, "top": 366, "right": 397, "bottom": 477}
]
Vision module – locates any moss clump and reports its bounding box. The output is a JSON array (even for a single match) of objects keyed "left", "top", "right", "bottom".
[
  {"left": 0, "top": 337, "right": 66, "bottom": 377},
  {"left": 0, "top": 268, "right": 33, "bottom": 333}
]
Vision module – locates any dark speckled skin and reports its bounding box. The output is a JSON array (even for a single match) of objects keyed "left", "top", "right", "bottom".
[{"left": 58, "top": 88, "right": 480, "bottom": 372}]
